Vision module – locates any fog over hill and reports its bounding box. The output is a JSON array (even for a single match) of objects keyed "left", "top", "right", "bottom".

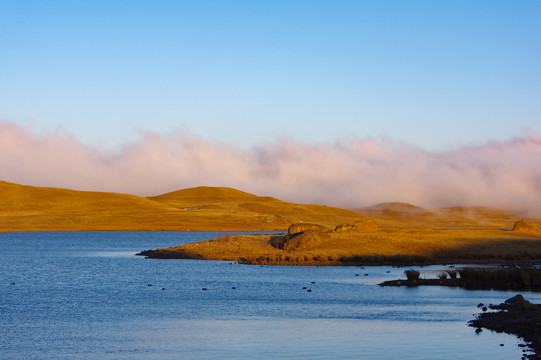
[{"left": 1, "top": 121, "right": 540, "bottom": 215}]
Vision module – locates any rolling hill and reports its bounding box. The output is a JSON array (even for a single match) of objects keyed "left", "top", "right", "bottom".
[{"left": 0, "top": 181, "right": 365, "bottom": 231}]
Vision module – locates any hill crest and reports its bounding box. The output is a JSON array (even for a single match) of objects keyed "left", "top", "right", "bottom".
[
  {"left": 149, "top": 186, "right": 259, "bottom": 202},
  {"left": 0, "top": 181, "right": 365, "bottom": 231}
]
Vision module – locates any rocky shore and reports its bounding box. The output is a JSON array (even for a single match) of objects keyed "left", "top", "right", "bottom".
[
  {"left": 470, "top": 295, "right": 541, "bottom": 360},
  {"left": 379, "top": 268, "right": 541, "bottom": 358}
]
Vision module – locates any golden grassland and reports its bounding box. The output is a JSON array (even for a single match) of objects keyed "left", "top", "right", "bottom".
[
  {"left": 0, "top": 181, "right": 364, "bottom": 231},
  {"left": 143, "top": 226, "right": 541, "bottom": 265},
  {"left": 2, "top": 180, "right": 540, "bottom": 265},
  {"left": 143, "top": 194, "right": 541, "bottom": 265},
  {"left": 140, "top": 196, "right": 541, "bottom": 266}
]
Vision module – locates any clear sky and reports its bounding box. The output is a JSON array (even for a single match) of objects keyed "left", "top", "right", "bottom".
[
  {"left": 1, "top": 0, "right": 539, "bottom": 150},
  {"left": 1, "top": 1, "right": 541, "bottom": 212}
]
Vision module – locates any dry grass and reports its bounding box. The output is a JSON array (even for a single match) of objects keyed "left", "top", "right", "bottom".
[
  {"left": 3, "top": 180, "right": 541, "bottom": 266},
  {"left": 142, "top": 201, "right": 541, "bottom": 265},
  {"left": 0, "top": 181, "right": 365, "bottom": 231},
  {"left": 144, "top": 226, "right": 541, "bottom": 265}
]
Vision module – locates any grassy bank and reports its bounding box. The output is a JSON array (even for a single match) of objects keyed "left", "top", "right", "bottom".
[{"left": 138, "top": 226, "right": 541, "bottom": 266}]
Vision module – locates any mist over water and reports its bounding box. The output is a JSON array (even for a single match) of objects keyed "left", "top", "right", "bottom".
[{"left": 1, "top": 121, "right": 540, "bottom": 214}]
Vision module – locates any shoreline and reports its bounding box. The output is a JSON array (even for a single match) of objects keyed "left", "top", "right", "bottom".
[
  {"left": 470, "top": 295, "right": 541, "bottom": 360},
  {"left": 0, "top": 228, "right": 287, "bottom": 233},
  {"left": 381, "top": 267, "right": 541, "bottom": 358},
  {"left": 135, "top": 219, "right": 541, "bottom": 266},
  {"left": 137, "top": 248, "right": 541, "bottom": 268},
  {"left": 379, "top": 267, "right": 541, "bottom": 292}
]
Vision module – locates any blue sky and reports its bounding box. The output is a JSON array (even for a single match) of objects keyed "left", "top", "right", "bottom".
[{"left": 1, "top": 0, "right": 540, "bottom": 150}]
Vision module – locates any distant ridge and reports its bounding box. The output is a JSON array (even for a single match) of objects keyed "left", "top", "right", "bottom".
[
  {"left": 359, "top": 201, "right": 525, "bottom": 229},
  {"left": 153, "top": 186, "right": 257, "bottom": 198},
  {"left": 149, "top": 186, "right": 259, "bottom": 207},
  {"left": 1, "top": 180, "right": 532, "bottom": 232},
  {"left": 360, "top": 202, "right": 433, "bottom": 217}
]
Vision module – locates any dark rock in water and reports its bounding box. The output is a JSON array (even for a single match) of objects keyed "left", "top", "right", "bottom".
[
  {"left": 506, "top": 294, "right": 525, "bottom": 304},
  {"left": 491, "top": 294, "right": 541, "bottom": 311},
  {"left": 470, "top": 295, "right": 541, "bottom": 359}
]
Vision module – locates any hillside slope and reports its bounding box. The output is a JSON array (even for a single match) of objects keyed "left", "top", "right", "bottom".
[{"left": 0, "top": 181, "right": 365, "bottom": 231}]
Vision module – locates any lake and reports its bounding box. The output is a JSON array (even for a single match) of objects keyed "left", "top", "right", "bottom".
[{"left": 1, "top": 231, "right": 539, "bottom": 359}]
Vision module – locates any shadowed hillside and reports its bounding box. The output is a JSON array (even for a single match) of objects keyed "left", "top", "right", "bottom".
[{"left": 0, "top": 181, "right": 365, "bottom": 231}]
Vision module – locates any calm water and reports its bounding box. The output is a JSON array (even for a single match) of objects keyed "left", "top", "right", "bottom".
[{"left": 1, "top": 231, "right": 539, "bottom": 359}]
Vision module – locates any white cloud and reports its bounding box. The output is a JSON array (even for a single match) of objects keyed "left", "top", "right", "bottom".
[{"left": 1, "top": 121, "right": 540, "bottom": 214}]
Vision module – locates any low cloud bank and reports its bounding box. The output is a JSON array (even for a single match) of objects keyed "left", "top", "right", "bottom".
[{"left": 1, "top": 121, "right": 540, "bottom": 214}]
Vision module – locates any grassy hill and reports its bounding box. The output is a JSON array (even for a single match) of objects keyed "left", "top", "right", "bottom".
[
  {"left": 0, "top": 181, "right": 365, "bottom": 231},
  {"left": 138, "top": 199, "right": 541, "bottom": 266},
  {"left": 3, "top": 180, "right": 540, "bottom": 265}
]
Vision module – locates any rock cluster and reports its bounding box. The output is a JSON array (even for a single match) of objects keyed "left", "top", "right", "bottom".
[
  {"left": 470, "top": 295, "right": 541, "bottom": 359},
  {"left": 282, "top": 230, "right": 330, "bottom": 251},
  {"left": 273, "top": 220, "right": 378, "bottom": 252},
  {"left": 334, "top": 220, "right": 378, "bottom": 233},
  {"left": 287, "top": 223, "right": 329, "bottom": 234},
  {"left": 513, "top": 220, "right": 541, "bottom": 235}
]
